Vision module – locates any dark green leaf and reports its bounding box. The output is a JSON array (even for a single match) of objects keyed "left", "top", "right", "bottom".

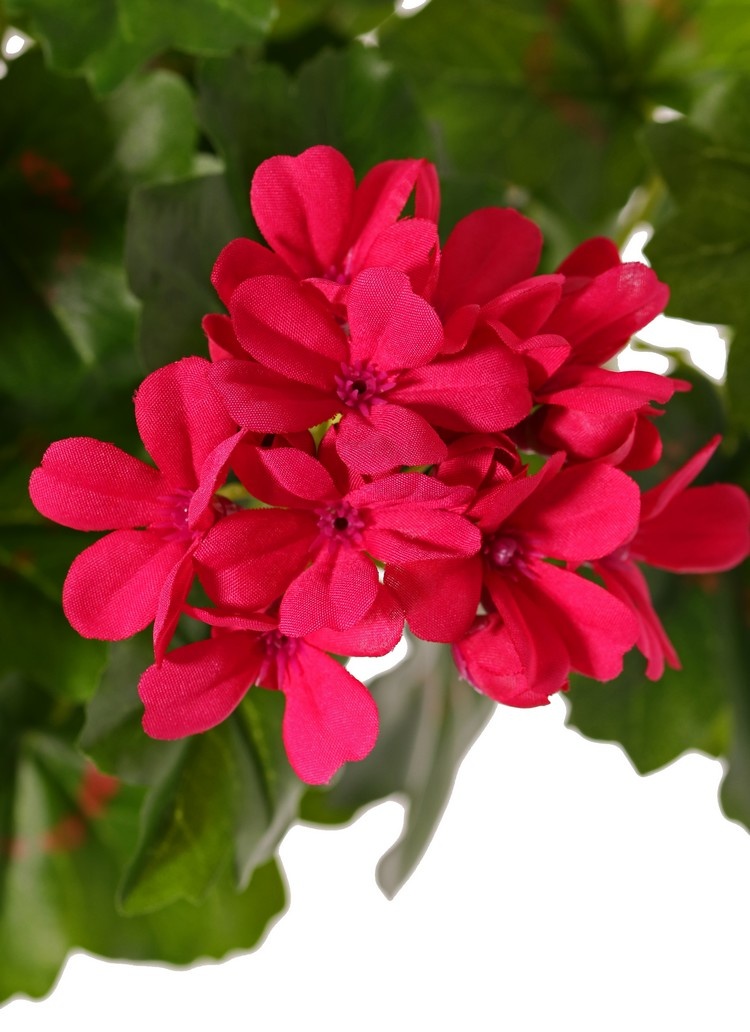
[
  {"left": 379, "top": 0, "right": 693, "bottom": 234},
  {"left": 302, "top": 637, "right": 493, "bottom": 898},
  {"left": 566, "top": 571, "right": 734, "bottom": 773},
  {"left": 646, "top": 77, "right": 750, "bottom": 433},
  {"left": 197, "top": 45, "right": 433, "bottom": 209},
  {"left": 9, "top": 0, "right": 274, "bottom": 92},
  {"left": 82, "top": 638, "right": 302, "bottom": 893},
  {"left": 229, "top": 690, "right": 304, "bottom": 888},
  {"left": 79, "top": 636, "right": 183, "bottom": 785},
  {"left": 125, "top": 172, "right": 250, "bottom": 369},
  {"left": 0, "top": 571, "right": 106, "bottom": 703},
  {"left": 0, "top": 716, "right": 285, "bottom": 1002},
  {"left": 117, "top": 725, "right": 236, "bottom": 913},
  {"left": 0, "top": 51, "right": 197, "bottom": 410}
]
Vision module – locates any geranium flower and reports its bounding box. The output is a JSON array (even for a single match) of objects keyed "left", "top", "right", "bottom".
[
  {"left": 210, "top": 144, "right": 441, "bottom": 310},
  {"left": 388, "top": 452, "right": 641, "bottom": 702},
  {"left": 193, "top": 444, "right": 480, "bottom": 640},
  {"left": 29, "top": 358, "right": 243, "bottom": 659},
  {"left": 594, "top": 436, "right": 750, "bottom": 678},
  {"left": 512, "top": 237, "right": 689, "bottom": 468},
  {"left": 212, "top": 266, "right": 531, "bottom": 473},
  {"left": 139, "top": 594, "right": 403, "bottom": 785}
]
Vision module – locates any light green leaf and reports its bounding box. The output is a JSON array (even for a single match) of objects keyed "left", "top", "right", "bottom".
[{"left": 302, "top": 636, "right": 493, "bottom": 898}]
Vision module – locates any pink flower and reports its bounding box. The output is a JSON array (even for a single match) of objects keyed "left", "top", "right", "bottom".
[
  {"left": 212, "top": 265, "right": 531, "bottom": 472},
  {"left": 388, "top": 452, "right": 641, "bottom": 701},
  {"left": 139, "top": 596, "right": 403, "bottom": 785},
  {"left": 192, "top": 443, "right": 479, "bottom": 640},
  {"left": 211, "top": 145, "right": 441, "bottom": 310},
  {"left": 512, "top": 238, "right": 690, "bottom": 468},
  {"left": 594, "top": 436, "right": 750, "bottom": 678},
  {"left": 29, "top": 358, "right": 242, "bottom": 659}
]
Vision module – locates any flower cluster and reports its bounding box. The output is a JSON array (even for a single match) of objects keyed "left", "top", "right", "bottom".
[{"left": 29, "top": 146, "right": 750, "bottom": 784}]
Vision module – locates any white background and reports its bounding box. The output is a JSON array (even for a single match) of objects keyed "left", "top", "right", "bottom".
[{"left": 5, "top": 689, "right": 750, "bottom": 1032}]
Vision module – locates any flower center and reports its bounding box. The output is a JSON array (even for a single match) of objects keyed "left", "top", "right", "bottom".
[
  {"left": 483, "top": 534, "right": 522, "bottom": 570},
  {"left": 334, "top": 360, "right": 397, "bottom": 414},
  {"left": 316, "top": 500, "right": 365, "bottom": 545},
  {"left": 151, "top": 489, "right": 236, "bottom": 544},
  {"left": 324, "top": 264, "right": 351, "bottom": 286},
  {"left": 263, "top": 629, "right": 299, "bottom": 660}
]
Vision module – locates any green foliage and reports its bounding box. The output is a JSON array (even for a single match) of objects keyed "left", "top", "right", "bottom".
[
  {"left": 6, "top": 0, "right": 274, "bottom": 92},
  {"left": 302, "top": 637, "right": 493, "bottom": 897}
]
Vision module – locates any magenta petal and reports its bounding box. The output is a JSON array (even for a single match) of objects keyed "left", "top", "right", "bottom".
[
  {"left": 595, "top": 559, "right": 680, "bottom": 681},
  {"left": 202, "top": 313, "right": 245, "bottom": 362},
  {"left": 346, "top": 267, "right": 443, "bottom": 369},
  {"left": 336, "top": 404, "right": 447, "bottom": 474},
  {"left": 523, "top": 561, "right": 639, "bottom": 681},
  {"left": 230, "top": 275, "right": 346, "bottom": 386},
  {"left": 211, "top": 358, "right": 336, "bottom": 432},
  {"left": 29, "top": 438, "right": 165, "bottom": 531},
  {"left": 349, "top": 157, "right": 433, "bottom": 263},
  {"left": 396, "top": 338, "right": 531, "bottom": 432},
  {"left": 481, "top": 275, "right": 564, "bottom": 337},
  {"left": 211, "top": 237, "right": 289, "bottom": 305},
  {"left": 233, "top": 443, "right": 338, "bottom": 509},
  {"left": 153, "top": 547, "right": 197, "bottom": 664},
  {"left": 135, "top": 357, "right": 237, "bottom": 487},
  {"left": 544, "top": 262, "right": 669, "bottom": 366},
  {"left": 385, "top": 556, "right": 481, "bottom": 642},
  {"left": 484, "top": 571, "right": 572, "bottom": 698},
  {"left": 557, "top": 237, "right": 621, "bottom": 278},
  {"left": 356, "top": 218, "right": 440, "bottom": 298},
  {"left": 307, "top": 584, "right": 404, "bottom": 656},
  {"left": 639, "top": 436, "right": 720, "bottom": 522},
  {"left": 512, "top": 461, "right": 640, "bottom": 561},
  {"left": 366, "top": 507, "right": 481, "bottom": 563},
  {"left": 434, "top": 207, "right": 542, "bottom": 315},
  {"left": 539, "top": 366, "right": 688, "bottom": 413},
  {"left": 279, "top": 545, "right": 380, "bottom": 636},
  {"left": 348, "top": 471, "right": 472, "bottom": 513},
  {"left": 632, "top": 483, "right": 750, "bottom": 573},
  {"left": 195, "top": 509, "right": 316, "bottom": 611},
  {"left": 140, "top": 633, "right": 262, "bottom": 738},
  {"left": 453, "top": 613, "right": 561, "bottom": 708},
  {"left": 187, "top": 429, "right": 245, "bottom": 530},
  {"left": 63, "top": 530, "right": 185, "bottom": 640},
  {"left": 251, "top": 145, "right": 355, "bottom": 277},
  {"left": 280, "top": 643, "right": 379, "bottom": 784}
]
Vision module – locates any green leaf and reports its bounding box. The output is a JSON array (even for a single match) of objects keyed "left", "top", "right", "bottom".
[
  {"left": 379, "top": 0, "right": 697, "bottom": 235},
  {"left": 229, "top": 690, "right": 304, "bottom": 889},
  {"left": 9, "top": 0, "right": 274, "bottom": 92},
  {"left": 82, "top": 638, "right": 302, "bottom": 894},
  {"left": 302, "top": 636, "right": 493, "bottom": 898},
  {"left": 0, "top": 572, "right": 107, "bottom": 704},
  {"left": 0, "top": 51, "right": 197, "bottom": 411},
  {"left": 117, "top": 726, "right": 236, "bottom": 913},
  {"left": 565, "top": 571, "right": 734, "bottom": 773},
  {"left": 125, "top": 172, "right": 251, "bottom": 370},
  {"left": 79, "top": 635, "right": 183, "bottom": 785},
  {"left": 646, "top": 76, "right": 750, "bottom": 433},
  {"left": 0, "top": 707, "right": 285, "bottom": 1002},
  {"left": 197, "top": 45, "right": 433, "bottom": 208}
]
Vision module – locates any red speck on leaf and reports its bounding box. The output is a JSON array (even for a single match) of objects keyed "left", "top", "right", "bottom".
[{"left": 19, "top": 149, "right": 81, "bottom": 212}]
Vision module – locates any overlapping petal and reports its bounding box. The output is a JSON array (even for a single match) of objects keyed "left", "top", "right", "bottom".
[
  {"left": 63, "top": 530, "right": 185, "bottom": 640},
  {"left": 29, "top": 438, "right": 165, "bottom": 531},
  {"left": 279, "top": 643, "right": 379, "bottom": 785},
  {"left": 140, "top": 632, "right": 263, "bottom": 738}
]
